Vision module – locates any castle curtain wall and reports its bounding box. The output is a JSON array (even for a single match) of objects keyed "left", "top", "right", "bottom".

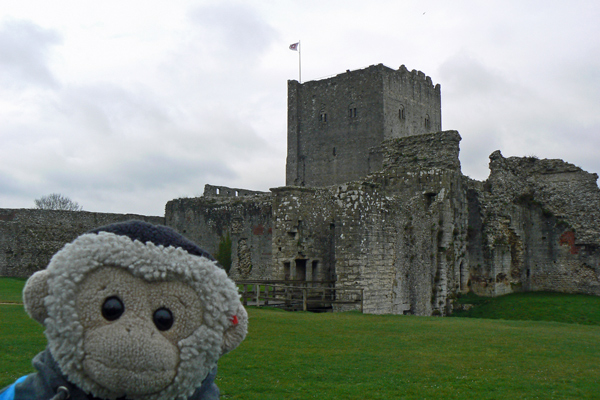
[{"left": 0, "top": 209, "right": 164, "bottom": 277}]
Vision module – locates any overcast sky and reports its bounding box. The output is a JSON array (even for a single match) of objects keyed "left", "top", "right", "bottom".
[{"left": 1, "top": 1, "right": 599, "bottom": 216}]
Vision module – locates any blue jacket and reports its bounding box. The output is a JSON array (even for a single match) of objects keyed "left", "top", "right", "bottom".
[{"left": 0, "top": 349, "right": 220, "bottom": 400}]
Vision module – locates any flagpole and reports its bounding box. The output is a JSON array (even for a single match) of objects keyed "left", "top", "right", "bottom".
[{"left": 298, "top": 40, "right": 302, "bottom": 83}]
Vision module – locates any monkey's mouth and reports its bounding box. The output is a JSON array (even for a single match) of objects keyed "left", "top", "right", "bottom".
[
  {"left": 84, "top": 357, "right": 177, "bottom": 396},
  {"left": 81, "top": 318, "right": 182, "bottom": 396}
]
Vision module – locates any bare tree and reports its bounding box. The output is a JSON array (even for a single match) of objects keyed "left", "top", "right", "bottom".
[{"left": 34, "top": 193, "right": 83, "bottom": 211}]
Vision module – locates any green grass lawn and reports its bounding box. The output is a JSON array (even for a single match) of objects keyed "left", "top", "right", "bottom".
[
  {"left": 216, "top": 308, "right": 600, "bottom": 399},
  {"left": 0, "top": 305, "right": 46, "bottom": 386},
  {"left": 2, "top": 278, "right": 600, "bottom": 399}
]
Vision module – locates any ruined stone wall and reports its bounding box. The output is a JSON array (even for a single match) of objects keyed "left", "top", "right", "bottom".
[
  {"left": 0, "top": 209, "right": 163, "bottom": 277},
  {"left": 165, "top": 131, "right": 600, "bottom": 312},
  {"left": 332, "top": 175, "right": 467, "bottom": 315},
  {"left": 275, "top": 131, "right": 468, "bottom": 315},
  {"left": 271, "top": 187, "right": 336, "bottom": 282},
  {"left": 165, "top": 194, "right": 272, "bottom": 280},
  {"left": 330, "top": 131, "right": 468, "bottom": 315},
  {"left": 467, "top": 152, "right": 600, "bottom": 296},
  {"left": 330, "top": 181, "right": 401, "bottom": 314},
  {"left": 203, "top": 184, "right": 268, "bottom": 198}
]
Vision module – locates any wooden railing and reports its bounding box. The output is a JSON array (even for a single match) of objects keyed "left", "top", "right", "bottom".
[{"left": 236, "top": 280, "right": 363, "bottom": 312}]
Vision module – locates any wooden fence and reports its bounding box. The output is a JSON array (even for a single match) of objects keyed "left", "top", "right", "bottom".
[{"left": 236, "top": 280, "right": 364, "bottom": 312}]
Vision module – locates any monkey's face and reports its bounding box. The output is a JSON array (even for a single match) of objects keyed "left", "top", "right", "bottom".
[
  {"left": 24, "top": 228, "right": 248, "bottom": 400},
  {"left": 76, "top": 267, "right": 204, "bottom": 397}
]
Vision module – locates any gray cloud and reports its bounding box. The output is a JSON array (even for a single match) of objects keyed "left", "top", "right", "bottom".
[
  {"left": 59, "top": 84, "right": 174, "bottom": 137},
  {"left": 0, "top": 171, "right": 37, "bottom": 199},
  {"left": 45, "top": 154, "right": 235, "bottom": 191},
  {"left": 188, "top": 2, "right": 278, "bottom": 65},
  {"left": 0, "top": 19, "right": 61, "bottom": 88}
]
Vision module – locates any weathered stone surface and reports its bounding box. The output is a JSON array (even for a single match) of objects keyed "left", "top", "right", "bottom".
[
  {"left": 165, "top": 189, "right": 273, "bottom": 281},
  {"left": 467, "top": 152, "right": 600, "bottom": 297},
  {"left": 0, "top": 209, "right": 163, "bottom": 277},
  {"left": 271, "top": 186, "right": 336, "bottom": 282},
  {"left": 336, "top": 132, "right": 468, "bottom": 315},
  {"left": 271, "top": 131, "right": 467, "bottom": 315}
]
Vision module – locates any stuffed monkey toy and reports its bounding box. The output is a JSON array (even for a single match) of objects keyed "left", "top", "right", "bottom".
[{"left": 0, "top": 220, "right": 248, "bottom": 400}]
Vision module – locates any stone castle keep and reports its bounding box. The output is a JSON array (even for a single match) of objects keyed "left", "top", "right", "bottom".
[
  {"left": 2, "top": 64, "right": 600, "bottom": 316},
  {"left": 287, "top": 64, "right": 441, "bottom": 187}
]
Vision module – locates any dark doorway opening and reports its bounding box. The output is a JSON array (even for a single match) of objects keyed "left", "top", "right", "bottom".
[
  {"left": 284, "top": 262, "right": 291, "bottom": 280},
  {"left": 295, "top": 259, "right": 307, "bottom": 281}
]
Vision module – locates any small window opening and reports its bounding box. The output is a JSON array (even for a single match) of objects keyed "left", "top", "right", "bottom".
[
  {"left": 399, "top": 105, "right": 405, "bottom": 120},
  {"left": 348, "top": 107, "right": 357, "bottom": 118},
  {"left": 319, "top": 111, "right": 327, "bottom": 123},
  {"left": 216, "top": 188, "right": 220, "bottom": 195},
  {"left": 235, "top": 190, "right": 239, "bottom": 197},
  {"left": 333, "top": 147, "right": 336, "bottom": 157},
  {"left": 424, "top": 114, "right": 431, "bottom": 129},
  {"left": 424, "top": 192, "right": 436, "bottom": 208}
]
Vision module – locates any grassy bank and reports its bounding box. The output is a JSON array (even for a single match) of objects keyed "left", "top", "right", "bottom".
[
  {"left": 451, "top": 290, "right": 600, "bottom": 325},
  {"left": 2, "top": 278, "right": 599, "bottom": 399},
  {"left": 0, "top": 277, "right": 27, "bottom": 304}
]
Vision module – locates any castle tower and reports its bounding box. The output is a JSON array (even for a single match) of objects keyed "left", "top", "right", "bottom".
[{"left": 286, "top": 64, "right": 442, "bottom": 187}]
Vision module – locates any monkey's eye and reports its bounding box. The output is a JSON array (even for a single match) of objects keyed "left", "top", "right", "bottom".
[
  {"left": 102, "top": 296, "right": 124, "bottom": 321},
  {"left": 153, "top": 308, "right": 174, "bottom": 331}
]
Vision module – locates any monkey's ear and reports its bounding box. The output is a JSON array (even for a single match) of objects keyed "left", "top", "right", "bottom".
[
  {"left": 221, "top": 305, "right": 248, "bottom": 355},
  {"left": 23, "top": 269, "right": 50, "bottom": 325}
]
